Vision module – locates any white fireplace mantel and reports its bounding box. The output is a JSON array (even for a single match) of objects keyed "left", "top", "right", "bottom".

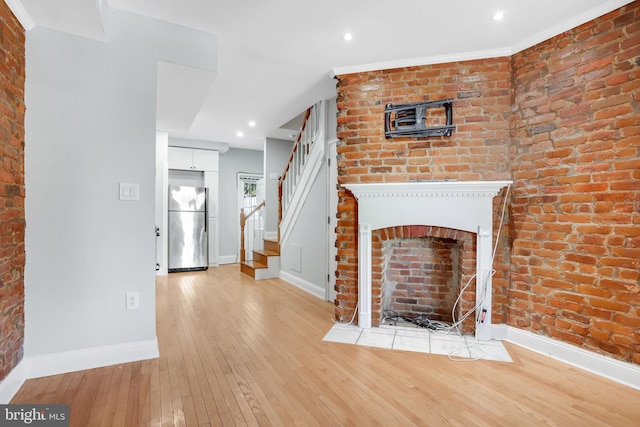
[{"left": 344, "top": 180, "right": 512, "bottom": 340}]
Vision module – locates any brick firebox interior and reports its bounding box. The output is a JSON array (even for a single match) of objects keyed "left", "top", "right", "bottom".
[
  {"left": 335, "top": 2, "right": 639, "bottom": 365},
  {"left": 375, "top": 225, "right": 477, "bottom": 334}
]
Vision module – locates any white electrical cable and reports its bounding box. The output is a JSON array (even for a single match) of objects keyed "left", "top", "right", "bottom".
[
  {"left": 447, "top": 184, "right": 511, "bottom": 361},
  {"left": 332, "top": 301, "right": 359, "bottom": 326}
]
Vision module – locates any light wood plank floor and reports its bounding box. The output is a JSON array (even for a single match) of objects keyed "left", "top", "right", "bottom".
[{"left": 12, "top": 264, "right": 640, "bottom": 426}]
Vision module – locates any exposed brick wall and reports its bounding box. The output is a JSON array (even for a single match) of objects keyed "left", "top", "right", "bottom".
[
  {"left": 510, "top": 2, "right": 640, "bottom": 363},
  {"left": 335, "top": 58, "right": 513, "bottom": 326},
  {"left": 0, "top": 2, "right": 26, "bottom": 382},
  {"left": 335, "top": 1, "right": 639, "bottom": 364}
]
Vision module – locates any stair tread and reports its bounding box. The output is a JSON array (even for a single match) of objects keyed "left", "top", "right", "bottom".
[
  {"left": 253, "top": 249, "right": 279, "bottom": 256},
  {"left": 241, "top": 237, "right": 280, "bottom": 278},
  {"left": 242, "top": 260, "right": 268, "bottom": 269}
]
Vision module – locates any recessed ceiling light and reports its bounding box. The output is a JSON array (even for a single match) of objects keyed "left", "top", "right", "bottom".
[
  {"left": 493, "top": 11, "right": 505, "bottom": 21},
  {"left": 236, "top": 131, "right": 244, "bottom": 137},
  {"left": 248, "top": 121, "right": 256, "bottom": 127},
  {"left": 342, "top": 32, "right": 353, "bottom": 41}
]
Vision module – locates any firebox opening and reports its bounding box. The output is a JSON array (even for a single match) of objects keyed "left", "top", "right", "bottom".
[
  {"left": 381, "top": 236, "right": 461, "bottom": 328},
  {"left": 369, "top": 224, "right": 478, "bottom": 335}
]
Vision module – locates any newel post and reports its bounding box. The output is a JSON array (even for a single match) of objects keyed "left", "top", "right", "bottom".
[{"left": 240, "top": 208, "right": 246, "bottom": 263}]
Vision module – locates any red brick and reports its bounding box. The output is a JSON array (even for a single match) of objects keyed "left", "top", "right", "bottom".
[
  {"left": 592, "top": 319, "right": 634, "bottom": 336},
  {"left": 0, "top": 1, "right": 25, "bottom": 382}
]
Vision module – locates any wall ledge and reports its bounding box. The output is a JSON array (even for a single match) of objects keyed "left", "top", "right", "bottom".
[
  {"left": 493, "top": 325, "right": 640, "bottom": 391},
  {"left": 0, "top": 339, "right": 159, "bottom": 404}
]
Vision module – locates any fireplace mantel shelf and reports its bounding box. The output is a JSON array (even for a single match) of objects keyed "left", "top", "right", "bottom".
[
  {"left": 344, "top": 180, "right": 512, "bottom": 341},
  {"left": 345, "top": 181, "right": 513, "bottom": 198}
]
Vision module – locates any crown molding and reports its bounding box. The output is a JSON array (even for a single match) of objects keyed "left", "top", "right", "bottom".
[
  {"left": 511, "top": 0, "right": 636, "bottom": 54},
  {"left": 4, "top": 0, "right": 34, "bottom": 30},
  {"left": 331, "top": 0, "right": 635, "bottom": 77},
  {"left": 331, "top": 47, "right": 511, "bottom": 77}
]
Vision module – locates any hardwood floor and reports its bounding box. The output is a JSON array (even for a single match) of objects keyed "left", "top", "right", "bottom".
[{"left": 12, "top": 264, "right": 640, "bottom": 426}]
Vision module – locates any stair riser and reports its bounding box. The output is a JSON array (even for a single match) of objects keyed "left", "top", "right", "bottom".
[
  {"left": 253, "top": 252, "right": 268, "bottom": 265},
  {"left": 240, "top": 263, "right": 256, "bottom": 278},
  {"left": 264, "top": 240, "right": 280, "bottom": 255}
]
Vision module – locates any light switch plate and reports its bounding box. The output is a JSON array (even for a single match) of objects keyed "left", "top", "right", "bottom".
[{"left": 119, "top": 183, "right": 139, "bottom": 201}]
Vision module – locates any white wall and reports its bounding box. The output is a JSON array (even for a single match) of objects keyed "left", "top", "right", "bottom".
[
  {"left": 218, "top": 148, "right": 263, "bottom": 263},
  {"left": 24, "top": 7, "right": 218, "bottom": 357},
  {"left": 280, "top": 163, "right": 328, "bottom": 296}
]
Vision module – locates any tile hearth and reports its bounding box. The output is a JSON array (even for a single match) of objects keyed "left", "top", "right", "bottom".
[{"left": 323, "top": 323, "right": 513, "bottom": 362}]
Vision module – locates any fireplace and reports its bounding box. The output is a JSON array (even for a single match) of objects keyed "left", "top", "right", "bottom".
[{"left": 343, "top": 180, "right": 511, "bottom": 341}]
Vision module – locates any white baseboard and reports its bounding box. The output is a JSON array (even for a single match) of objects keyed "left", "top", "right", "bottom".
[
  {"left": 217, "top": 255, "right": 238, "bottom": 265},
  {"left": 0, "top": 360, "right": 27, "bottom": 404},
  {"left": 493, "top": 325, "right": 640, "bottom": 391},
  {"left": 279, "top": 270, "right": 325, "bottom": 300},
  {"left": 0, "top": 338, "right": 159, "bottom": 404}
]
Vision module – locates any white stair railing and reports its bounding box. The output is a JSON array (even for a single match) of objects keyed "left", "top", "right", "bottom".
[
  {"left": 240, "top": 201, "right": 265, "bottom": 263},
  {"left": 278, "top": 102, "right": 323, "bottom": 242}
]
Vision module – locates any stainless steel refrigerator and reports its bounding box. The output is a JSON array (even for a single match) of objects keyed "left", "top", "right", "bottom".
[{"left": 168, "top": 185, "right": 208, "bottom": 272}]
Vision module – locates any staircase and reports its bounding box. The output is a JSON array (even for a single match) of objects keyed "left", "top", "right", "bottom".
[
  {"left": 240, "top": 100, "right": 324, "bottom": 280},
  {"left": 240, "top": 237, "right": 280, "bottom": 279}
]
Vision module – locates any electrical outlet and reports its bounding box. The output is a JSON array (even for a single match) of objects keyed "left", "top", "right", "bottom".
[{"left": 126, "top": 292, "right": 139, "bottom": 310}]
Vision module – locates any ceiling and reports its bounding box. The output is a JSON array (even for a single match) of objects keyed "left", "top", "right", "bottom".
[{"left": 10, "top": 0, "right": 633, "bottom": 151}]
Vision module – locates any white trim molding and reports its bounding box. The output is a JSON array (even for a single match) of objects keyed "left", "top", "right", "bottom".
[
  {"left": 511, "top": 0, "right": 636, "bottom": 54},
  {"left": 4, "top": 0, "right": 35, "bottom": 30},
  {"left": 217, "top": 254, "right": 238, "bottom": 265},
  {"left": 0, "top": 360, "right": 27, "bottom": 404},
  {"left": 279, "top": 270, "right": 325, "bottom": 300},
  {"left": 493, "top": 325, "right": 640, "bottom": 391},
  {"left": 0, "top": 339, "right": 159, "bottom": 403},
  {"left": 26, "top": 339, "right": 159, "bottom": 380},
  {"left": 332, "top": 48, "right": 511, "bottom": 77}
]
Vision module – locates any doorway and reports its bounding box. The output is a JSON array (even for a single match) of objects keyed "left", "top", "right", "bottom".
[{"left": 237, "top": 173, "right": 264, "bottom": 262}]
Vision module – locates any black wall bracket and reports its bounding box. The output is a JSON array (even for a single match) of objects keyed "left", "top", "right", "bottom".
[{"left": 384, "top": 98, "right": 455, "bottom": 138}]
